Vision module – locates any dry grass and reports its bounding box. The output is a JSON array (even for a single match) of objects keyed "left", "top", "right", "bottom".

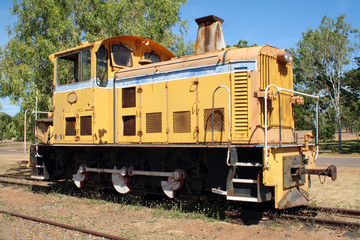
[
  {"left": 0, "top": 153, "right": 28, "bottom": 174},
  {"left": 308, "top": 167, "right": 360, "bottom": 209}
]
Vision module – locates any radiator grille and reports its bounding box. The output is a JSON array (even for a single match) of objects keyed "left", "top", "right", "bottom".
[
  {"left": 233, "top": 71, "right": 249, "bottom": 136},
  {"left": 146, "top": 112, "right": 162, "bottom": 133},
  {"left": 260, "top": 53, "right": 277, "bottom": 90},
  {"left": 204, "top": 108, "right": 224, "bottom": 132},
  {"left": 173, "top": 111, "right": 191, "bottom": 133}
]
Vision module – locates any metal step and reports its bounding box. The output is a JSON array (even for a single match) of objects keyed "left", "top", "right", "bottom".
[
  {"left": 211, "top": 188, "right": 227, "bottom": 196},
  {"left": 235, "top": 162, "right": 262, "bottom": 167},
  {"left": 31, "top": 175, "right": 45, "bottom": 180},
  {"left": 227, "top": 195, "right": 260, "bottom": 202},
  {"left": 36, "top": 165, "right": 44, "bottom": 168},
  {"left": 232, "top": 178, "right": 258, "bottom": 184}
]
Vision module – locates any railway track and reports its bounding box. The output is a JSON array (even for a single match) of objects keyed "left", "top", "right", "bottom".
[
  {"left": 0, "top": 174, "right": 49, "bottom": 187},
  {"left": 0, "top": 209, "right": 128, "bottom": 240},
  {"left": 278, "top": 206, "right": 360, "bottom": 230},
  {"left": 0, "top": 175, "right": 129, "bottom": 240},
  {"left": 1, "top": 174, "right": 360, "bottom": 232}
]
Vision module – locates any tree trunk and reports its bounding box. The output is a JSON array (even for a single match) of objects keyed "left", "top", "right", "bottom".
[{"left": 337, "top": 115, "right": 342, "bottom": 151}]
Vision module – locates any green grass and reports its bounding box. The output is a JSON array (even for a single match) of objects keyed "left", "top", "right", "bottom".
[{"left": 319, "top": 140, "right": 360, "bottom": 155}]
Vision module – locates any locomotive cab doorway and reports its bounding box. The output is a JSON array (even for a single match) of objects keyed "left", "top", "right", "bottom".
[{"left": 53, "top": 46, "right": 96, "bottom": 144}]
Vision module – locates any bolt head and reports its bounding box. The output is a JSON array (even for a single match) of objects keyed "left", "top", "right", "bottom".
[{"left": 120, "top": 167, "right": 127, "bottom": 176}]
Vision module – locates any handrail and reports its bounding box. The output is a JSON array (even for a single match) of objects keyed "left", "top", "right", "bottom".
[
  {"left": 24, "top": 109, "right": 32, "bottom": 155},
  {"left": 24, "top": 109, "right": 52, "bottom": 156},
  {"left": 211, "top": 86, "right": 232, "bottom": 166},
  {"left": 264, "top": 85, "right": 320, "bottom": 168}
]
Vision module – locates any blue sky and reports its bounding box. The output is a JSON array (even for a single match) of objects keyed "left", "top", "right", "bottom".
[{"left": 1, "top": 0, "right": 359, "bottom": 116}]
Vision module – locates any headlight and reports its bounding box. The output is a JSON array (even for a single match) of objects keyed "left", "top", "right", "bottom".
[
  {"left": 283, "top": 49, "right": 293, "bottom": 62},
  {"left": 277, "top": 49, "right": 293, "bottom": 63}
]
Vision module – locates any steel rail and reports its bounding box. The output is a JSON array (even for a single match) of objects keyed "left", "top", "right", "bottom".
[
  {"left": 0, "top": 179, "right": 34, "bottom": 187},
  {"left": 281, "top": 214, "right": 360, "bottom": 229},
  {"left": 0, "top": 210, "right": 128, "bottom": 240},
  {"left": 306, "top": 206, "right": 360, "bottom": 217}
]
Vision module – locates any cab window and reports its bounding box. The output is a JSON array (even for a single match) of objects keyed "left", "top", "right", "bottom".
[
  {"left": 112, "top": 44, "right": 133, "bottom": 67},
  {"left": 96, "top": 45, "right": 108, "bottom": 87},
  {"left": 144, "top": 52, "right": 161, "bottom": 63},
  {"left": 57, "top": 49, "right": 91, "bottom": 85}
]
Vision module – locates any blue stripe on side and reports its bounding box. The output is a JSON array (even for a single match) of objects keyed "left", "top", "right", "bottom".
[
  {"left": 54, "top": 60, "right": 256, "bottom": 93},
  {"left": 54, "top": 78, "right": 95, "bottom": 93},
  {"left": 114, "top": 61, "right": 256, "bottom": 88}
]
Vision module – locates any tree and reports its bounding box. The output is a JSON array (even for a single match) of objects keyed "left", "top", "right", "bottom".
[
  {"left": 294, "top": 15, "right": 360, "bottom": 150},
  {"left": 0, "top": 0, "right": 192, "bottom": 141},
  {"left": 227, "top": 39, "right": 258, "bottom": 48},
  {"left": 0, "top": 112, "right": 12, "bottom": 142},
  {"left": 343, "top": 57, "right": 360, "bottom": 141}
]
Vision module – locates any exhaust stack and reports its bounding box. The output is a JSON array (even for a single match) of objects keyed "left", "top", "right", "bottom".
[{"left": 195, "top": 15, "right": 225, "bottom": 54}]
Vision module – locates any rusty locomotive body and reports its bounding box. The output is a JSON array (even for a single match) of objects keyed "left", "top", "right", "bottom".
[{"left": 29, "top": 15, "right": 336, "bottom": 209}]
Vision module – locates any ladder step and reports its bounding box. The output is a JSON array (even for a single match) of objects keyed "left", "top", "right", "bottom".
[
  {"left": 31, "top": 175, "right": 45, "bottom": 180},
  {"left": 235, "top": 162, "right": 262, "bottom": 167},
  {"left": 211, "top": 188, "right": 227, "bottom": 196},
  {"left": 36, "top": 165, "right": 44, "bottom": 168},
  {"left": 227, "top": 195, "right": 260, "bottom": 202},
  {"left": 232, "top": 178, "right": 258, "bottom": 184}
]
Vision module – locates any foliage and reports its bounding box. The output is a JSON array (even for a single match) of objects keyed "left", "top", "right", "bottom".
[
  {"left": 293, "top": 94, "right": 318, "bottom": 130},
  {"left": 315, "top": 125, "right": 336, "bottom": 142},
  {"left": 342, "top": 57, "right": 360, "bottom": 139},
  {"left": 226, "top": 39, "right": 258, "bottom": 48},
  {"left": 0, "top": 113, "right": 12, "bottom": 142},
  {"left": 0, "top": 0, "right": 192, "bottom": 138},
  {"left": 0, "top": 112, "right": 25, "bottom": 141},
  {"left": 294, "top": 14, "right": 360, "bottom": 150},
  {"left": 319, "top": 140, "right": 360, "bottom": 155}
]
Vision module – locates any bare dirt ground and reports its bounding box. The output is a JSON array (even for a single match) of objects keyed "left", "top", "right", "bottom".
[{"left": 0, "top": 144, "right": 359, "bottom": 239}]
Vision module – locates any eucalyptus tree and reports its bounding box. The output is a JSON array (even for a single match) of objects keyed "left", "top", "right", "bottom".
[
  {"left": 343, "top": 57, "right": 360, "bottom": 140},
  {"left": 0, "top": 0, "right": 191, "bottom": 119},
  {"left": 294, "top": 15, "right": 360, "bottom": 150}
]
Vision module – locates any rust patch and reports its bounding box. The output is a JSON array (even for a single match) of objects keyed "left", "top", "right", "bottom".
[{"left": 98, "top": 129, "right": 107, "bottom": 138}]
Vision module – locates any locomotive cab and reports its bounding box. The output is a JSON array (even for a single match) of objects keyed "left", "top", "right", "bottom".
[{"left": 47, "top": 36, "right": 175, "bottom": 145}]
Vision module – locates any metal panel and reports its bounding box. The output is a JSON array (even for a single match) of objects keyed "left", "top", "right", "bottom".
[
  {"left": 173, "top": 111, "right": 191, "bottom": 133},
  {"left": 123, "top": 115, "right": 136, "bottom": 136},
  {"left": 146, "top": 112, "right": 162, "bottom": 133},
  {"left": 80, "top": 116, "right": 92, "bottom": 136},
  {"left": 283, "top": 155, "right": 305, "bottom": 189},
  {"left": 65, "top": 117, "right": 76, "bottom": 136},
  {"left": 122, "top": 87, "right": 136, "bottom": 108}
]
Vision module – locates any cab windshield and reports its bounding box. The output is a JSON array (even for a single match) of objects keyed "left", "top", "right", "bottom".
[{"left": 57, "top": 49, "right": 91, "bottom": 85}]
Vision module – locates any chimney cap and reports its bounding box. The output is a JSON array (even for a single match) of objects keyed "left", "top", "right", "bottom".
[{"left": 195, "top": 15, "right": 224, "bottom": 25}]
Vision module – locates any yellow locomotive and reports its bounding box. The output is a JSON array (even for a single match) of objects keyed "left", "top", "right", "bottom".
[{"left": 30, "top": 15, "right": 336, "bottom": 209}]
